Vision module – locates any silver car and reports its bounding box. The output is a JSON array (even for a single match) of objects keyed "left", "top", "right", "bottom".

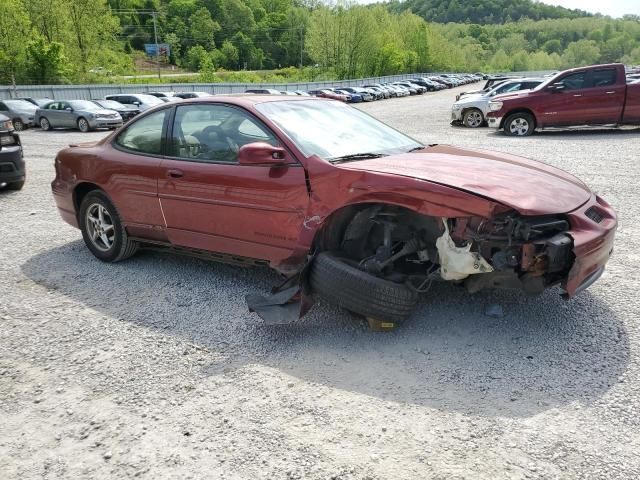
[
  {"left": 451, "top": 78, "right": 543, "bottom": 128},
  {"left": 0, "top": 99, "right": 38, "bottom": 131},
  {"left": 36, "top": 100, "right": 122, "bottom": 132}
]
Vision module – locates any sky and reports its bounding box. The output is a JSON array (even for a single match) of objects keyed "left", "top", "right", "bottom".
[{"left": 541, "top": 0, "right": 638, "bottom": 18}]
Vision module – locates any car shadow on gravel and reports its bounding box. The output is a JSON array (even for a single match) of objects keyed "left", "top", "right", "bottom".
[{"left": 22, "top": 241, "right": 629, "bottom": 419}]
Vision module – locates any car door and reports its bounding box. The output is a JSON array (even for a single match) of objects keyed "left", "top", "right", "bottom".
[
  {"left": 540, "top": 71, "right": 591, "bottom": 127},
  {"left": 157, "top": 103, "right": 310, "bottom": 264},
  {"left": 581, "top": 67, "right": 624, "bottom": 124},
  {"left": 42, "top": 102, "right": 62, "bottom": 127},
  {"left": 109, "top": 108, "right": 170, "bottom": 240},
  {"left": 58, "top": 101, "right": 76, "bottom": 128}
]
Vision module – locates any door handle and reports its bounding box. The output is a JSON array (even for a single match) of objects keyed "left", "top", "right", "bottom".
[
  {"left": 573, "top": 94, "right": 583, "bottom": 97},
  {"left": 167, "top": 169, "right": 184, "bottom": 178},
  {"left": 605, "top": 91, "right": 616, "bottom": 95}
]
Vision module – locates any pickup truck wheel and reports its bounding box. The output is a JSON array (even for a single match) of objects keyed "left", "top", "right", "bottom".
[
  {"left": 463, "top": 109, "right": 484, "bottom": 128},
  {"left": 504, "top": 113, "right": 535, "bottom": 136},
  {"left": 79, "top": 191, "right": 138, "bottom": 262},
  {"left": 310, "top": 252, "right": 419, "bottom": 323}
]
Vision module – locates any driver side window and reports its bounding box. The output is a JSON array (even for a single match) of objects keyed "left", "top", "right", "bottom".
[
  {"left": 169, "top": 104, "right": 278, "bottom": 164},
  {"left": 559, "top": 72, "right": 588, "bottom": 90}
]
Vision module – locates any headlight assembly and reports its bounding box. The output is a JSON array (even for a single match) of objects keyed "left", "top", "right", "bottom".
[{"left": 489, "top": 101, "right": 503, "bottom": 112}]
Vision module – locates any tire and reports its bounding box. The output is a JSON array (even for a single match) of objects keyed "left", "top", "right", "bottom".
[
  {"left": 463, "top": 109, "right": 484, "bottom": 128},
  {"left": 5, "top": 180, "right": 25, "bottom": 191},
  {"left": 77, "top": 117, "right": 90, "bottom": 133},
  {"left": 12, "top": 119, "right": 25, "bottom": 131},
  {"left": 504, "top": 112, "right": 535, "bottom": 136},
  {"left": 39, "top": 117, "right": 51, "bottom": 131},
  {"left": 310, "top": 252, "right": 419, "bottom": 323},
  {"left": 79, "top": 190, "right": 138, "bottom": 262}
]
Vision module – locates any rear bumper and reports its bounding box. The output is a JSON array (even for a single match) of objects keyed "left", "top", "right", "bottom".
[
  {"left": 0, "top": 142, "right": 25, "bottom": 183},
  {"left": 51, "top": 174, "right": 79, "bottom": 229},
  {"left": 561, "top": 195, "right": 617, "bottom": 297}
]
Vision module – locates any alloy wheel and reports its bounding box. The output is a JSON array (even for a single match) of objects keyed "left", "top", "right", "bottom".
[
  {"left": 464, "top": 110, "right": 483, "bottom": 128},
  {"left": 78, "top": 118, "right": 89, "bottom": 132},
  {"left": 85, "top": 203, "right": 115, "bottom": 252}
]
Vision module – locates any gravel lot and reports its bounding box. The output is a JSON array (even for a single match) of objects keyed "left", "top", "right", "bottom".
[{"left": 2, "top": 84, "right": 640, "bottom": 479}]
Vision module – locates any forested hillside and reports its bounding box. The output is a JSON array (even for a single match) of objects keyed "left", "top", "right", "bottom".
[
  {"left": 388, "top": 0, "right": 590, "bottom": 24},
  {"left": 1, "top": 0, "right": 639, "bottom": 86}
]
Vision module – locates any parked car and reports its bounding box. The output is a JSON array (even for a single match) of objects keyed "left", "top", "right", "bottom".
[
  {"left": 52, "top": 96, "right": 617, "bottom": 325},
  {"left": 0, "top": 113, "right": 24, "bottom": 191},
  {"left": 174, "top": 92, "right": 213, "bottom": 99},
  {"left": 337, "top": 87, "right": 374, "bottom": 102},
  {"left": 245, "top": 89, "right": 282, "bottom": 95},
  {"left": 148, "top": 92, "right": 178, "bottom": 101},
  {"left": 481, "top": 76, "right": 519, "bottom": 91},
  {"left": 104, "top": 94, "right": 165, "bottom": 111},
  {"left": 36, "top": 100, "right": 123, "bottom": 132},
  {"left": 18, "top": 97, "right": 53, "bottom": 107},
  {"left": 451, "top": 78, "right": 543, "bottom": 128},
  {"left": 91, "top": 99, "right": 140, "bottom": 122},
  {"left": 336, "top": 89, "right": 362, "bottom": 103},
  {"left": 308, "top": 89, "right": 350, "bottom": 102},
  {"left": 0, "top": 99, "right": 38, "bottom": 131},
  {"left": 294, "top": 91, "right": 311, "bottom": 96},
  {"left": 487, "top": 63, "right": 640, "bottom": 136}
]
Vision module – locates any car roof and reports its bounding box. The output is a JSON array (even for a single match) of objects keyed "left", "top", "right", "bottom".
[{"left": 154, "top": 94, "right": 330, "bottom": 108}]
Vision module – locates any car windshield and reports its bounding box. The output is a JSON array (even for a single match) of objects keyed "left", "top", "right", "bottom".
[
  {"left": 255, "top": 100, "right": 422, "bottom": 161},
  {"left": 96, "top": 100, "right": 125, "bottom": 109},
  {"left": 5, "top": 100, "right": 37, "bottom": 111},
  {"left": 70, "top": 100, "right": 102, "bottom": 111},
  {"left": 136, "top": 95, "right": 164, "bottom": 105}
]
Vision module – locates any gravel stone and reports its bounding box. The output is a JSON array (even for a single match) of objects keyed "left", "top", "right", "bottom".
[{"left": 1, "top": 83, "right": 639, "bottom": 479}]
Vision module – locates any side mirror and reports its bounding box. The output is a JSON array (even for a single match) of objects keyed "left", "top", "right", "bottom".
[
  {"left": 133, "top": 101, "right": 141, "bottom": 106},
  {"left": 238, "top": 142, "right": 288, "bottom": 166}
]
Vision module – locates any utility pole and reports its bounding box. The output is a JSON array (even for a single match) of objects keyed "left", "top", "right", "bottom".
[
  {"left": 299, "top": 26, "right": 304, "bottom": 69},
  {"left": 152, "top": 11, "right": 160, "bottom": 80}
]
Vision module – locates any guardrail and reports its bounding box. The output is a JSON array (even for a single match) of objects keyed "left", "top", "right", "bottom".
[{"left": 0, "top": 73, "right": 440, "bottom": 100}]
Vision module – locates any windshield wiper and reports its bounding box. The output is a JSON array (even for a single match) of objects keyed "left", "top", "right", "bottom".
[
  {"left": 407, "top": 145, "right": 425, "bottom": 152},
  {"left": 330, "top": 152, "right": 387, "bottom": 163}
]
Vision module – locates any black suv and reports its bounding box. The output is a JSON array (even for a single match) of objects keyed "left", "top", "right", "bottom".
[{"left": 0, "top": 113, "right": 25, "bottom": 191}]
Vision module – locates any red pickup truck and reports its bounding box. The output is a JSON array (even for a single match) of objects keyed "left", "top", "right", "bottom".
[{"left": 487, "top": 63, "right": 640, "bottom": 136}]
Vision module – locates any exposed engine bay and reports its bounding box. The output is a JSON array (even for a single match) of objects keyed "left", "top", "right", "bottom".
[{"left": 333, "top": 205, "right": 575, "bottom": 295}]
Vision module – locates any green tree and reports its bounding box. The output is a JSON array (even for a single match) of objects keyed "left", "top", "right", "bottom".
[
  {"left": 561, "top": 39, "right": 600, "bottom": 68},
  {"left": 25, "top": 38, "right": 71, "bottom": 84}
]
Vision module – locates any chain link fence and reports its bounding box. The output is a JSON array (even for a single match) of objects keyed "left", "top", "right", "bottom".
[{"left": 0, "top": 73, "right": 432, "bottom": 100}]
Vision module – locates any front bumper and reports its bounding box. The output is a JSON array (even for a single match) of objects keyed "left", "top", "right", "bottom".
[
  {"left": 562, "top": 195, "right": 617, "bottom": 297},
  {"left": 451, "top": 109, "right": 463, "bottom": 121},
  {"left": 89, "top": 118, "right": 123, "bottom": 129},
  {"left": 487, "top": 115, "right": 502, "bottom": 129},
  {"left": 0, "top": 140, "right": 25, "bottom": 184}
]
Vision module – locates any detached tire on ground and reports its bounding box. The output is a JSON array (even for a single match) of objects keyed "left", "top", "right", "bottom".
[{"left": 310, "top": 252, "right": 419, "bottom": 323}]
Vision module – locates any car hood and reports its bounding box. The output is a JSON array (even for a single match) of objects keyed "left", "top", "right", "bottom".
[
  {"left": 339, "top": 145, "right": 591, "bottom": 215},
  {"left": 493, "top": 89, "right": 534, "bottom": 101}
]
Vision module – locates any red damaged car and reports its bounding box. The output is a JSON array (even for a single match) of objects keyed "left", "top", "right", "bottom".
[{"left": 52, "top": 96, "right": 616, "bottom": 324}]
